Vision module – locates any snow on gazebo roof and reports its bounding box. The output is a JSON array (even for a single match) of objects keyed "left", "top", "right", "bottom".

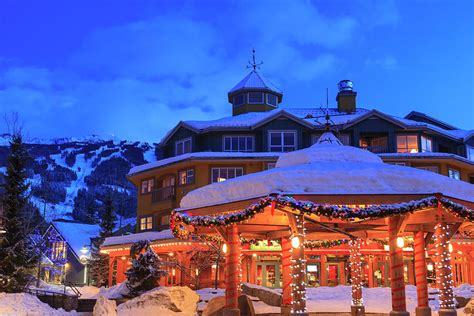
[{"left": 180, "top": 132, "right": 474, "bottom": 209}]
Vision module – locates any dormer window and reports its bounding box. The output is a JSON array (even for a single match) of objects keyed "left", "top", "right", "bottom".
[
  {"left": 266, "top": 93, "right": 278, "bottom": 107},
  {"left": 175, "top": 137, "right": 192, "bottom": 156},
  {"left": 248, "top": 92, "right": 264, "bottom": 104},
  {"left": 233, "top": 94, "right": 245, "bottom": 107}
]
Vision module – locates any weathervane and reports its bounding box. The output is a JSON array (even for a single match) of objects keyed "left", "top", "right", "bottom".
[{"left": 247, "top": 49, "right": 263, "bottom": 70}]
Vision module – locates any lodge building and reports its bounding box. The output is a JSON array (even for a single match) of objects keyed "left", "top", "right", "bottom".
[{"left": 102, "top": 64, "right": 474, "bottom": 294}]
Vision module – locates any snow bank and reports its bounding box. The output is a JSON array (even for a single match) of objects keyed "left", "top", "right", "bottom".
[
  {"left": 93, "top": 296, "right": 117, "bottom": 316},
  {"left": 117, "top": 286, "right": 199, "bottom": 316},
  {"left": 181, "top": 135, "right": 474, "bottom": 209},
  {"left": 0, "top": 292, "right": 75, "bottom": 315}
]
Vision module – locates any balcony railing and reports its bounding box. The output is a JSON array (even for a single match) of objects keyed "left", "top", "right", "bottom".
[
  {"left": 360, "top": 145, "right": 389, "bottom": 153},
  {"left": 151, "top": 186, "right": 175, "bottom": 204}
]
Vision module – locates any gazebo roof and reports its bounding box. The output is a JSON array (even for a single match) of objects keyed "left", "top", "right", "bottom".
[{"left": 181, "top": 132, "right": 474, "bottom": 209}]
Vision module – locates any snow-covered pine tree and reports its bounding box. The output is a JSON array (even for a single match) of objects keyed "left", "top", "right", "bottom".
[
  {"left": 0, "top": 132, "right": 39, "bottom": 292},
  {"left": 89, "top": 196, "right": 116, "bottom": 287},
  {"left": 125, "top": 240, "right": 167, "bottom": 295}
]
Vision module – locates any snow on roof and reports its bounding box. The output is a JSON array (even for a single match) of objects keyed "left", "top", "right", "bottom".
[
  {"left": 128, "top": 152, "right": 281, "bottom": 176},
  {"left": 52, "top": 220, "right": 101, "bottom": 257},
  {"left": 163, "top": 108, "right": 471, "bottom": 145},
  {"left": 228, "top": 70, "right": 281, "bottom": 94},
  {"left": 180, "top": 133, "right": 474, "bottom": 209},
  {"left": 102, "top": 229, "right": 175, "bottom": 247}
]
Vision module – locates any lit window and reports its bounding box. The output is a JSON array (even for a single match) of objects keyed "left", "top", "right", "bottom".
[
  {"left": 267, "top": 94, "right": 277, "bottom": 106},
  {"left": 52, "top": 241, "right": 66, "bottom": 260},
  {"left": 269, "top": 131, "right": 297, "bottom": 152},
  {"left": 141, "top": 179, "right": 154, "bottom": 194},
  {"left": 175, "top": 138, "right": 192, "bottom": 156},
  {"left": 448, "top": 168, "right": 461, "bottom": 180},
  {"left": 140, "top": 216, "right": 153, "bottom": 231},
  {"left": 421, "top": 136, "right": 432, "bottom": 152},
  {"left": 396, "top": 135, "right": 418, "bottom": 153},
  {"left": 267, "top": 162, "right": 276, "bottom": 170},
  {"left": 160, "top": 215, "right": 170, "bottom": 226},
  {"left": 211, "top": 167, "right": 243, "bottom": 183},
  {"left": 178, "top": 169, "right": 194, "bottom": 185},
  {"left": 233, "top": 94, "right": 245, "bottom": 107},
  {"left": 416, "top": 166, "right": 439, "bottom": 173},
  {"left": 248, "top": 92, "right": 263, "bottom": 104},
  {"left": 223, "top": 136, "right": 254, "bottom": 152}
]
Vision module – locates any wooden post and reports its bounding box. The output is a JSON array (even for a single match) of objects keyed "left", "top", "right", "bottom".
[
  {"left": 413, "top": 231, "right": 431, "bottom": 316},
  {"left": 434, "top": 223, "right": 456, "bottom": 316},
  {"left": 224, "top": 224, "right": 241, "bottom": 316},
  {"left": 281, "top": 237, "right": 293, "bottom": 315},
  {"left": 368, "top": 256, "right": 375, "bottom": 288},
  {"left": 288, "top": 213, "right": 307, "bottom": 316},
  {"left": 321, "top": 255, "right": 327, "bottom": 286},
  {"left": 349, "top": 239, "right": 365, "bottom": 316},
  {"left": 388, "top": 217, "right": 409, "bottom": 316}
]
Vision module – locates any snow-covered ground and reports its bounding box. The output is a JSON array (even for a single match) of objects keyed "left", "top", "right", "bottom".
[
  {"left": 0, "top": 292, "right": 80, "bottom": 316},
  {"left": 5, "top": 283, "right": 473, "bottom": 315}
]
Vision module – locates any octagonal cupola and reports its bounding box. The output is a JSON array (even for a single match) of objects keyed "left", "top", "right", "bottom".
[{"left": 228, "top": 50, "right": 283, "bottom": 116}]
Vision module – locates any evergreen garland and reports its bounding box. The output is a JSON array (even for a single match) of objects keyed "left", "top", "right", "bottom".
[{"left": 171, "top": 195, "right": 473, "bottom": 241}]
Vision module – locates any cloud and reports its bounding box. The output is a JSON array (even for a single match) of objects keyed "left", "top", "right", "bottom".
[
  {"left": 365, "top": 56, "right": 398, "bottom": 70},
  {"left": 0, "top": 0, "right": 361, "bottom": 141}
]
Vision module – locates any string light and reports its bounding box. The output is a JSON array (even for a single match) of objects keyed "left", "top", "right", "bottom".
[{"left": 434, "top": 223, "right": 455, "bottom": 310}]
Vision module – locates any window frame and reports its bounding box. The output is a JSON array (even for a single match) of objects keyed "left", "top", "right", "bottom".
[
  {"left": 268, "top": 130, "right": 297, "bottom": 152},
  {"left": 222, "top": 135, "right": 255, "bottom": 152},
  {"left": 140, "top": 177, "right": 155, "bottom": 195},
  {"left": 175, "top": 137, "right": 192, "bottom": 156},
  {"left": 421, "top": 135, "right": 433, "bottom": 153},
  {"left": 233, "top": 94, "right": 245, "bottom": 107},
  {"left": 448, "top": 167, "right": 461, "bottom": 180},
  {"left": 210, "top": 167, "right": 244, "bottom": 183},
  {"left": 139, "top": 215, "right": 153, "bottom": 231},
  {"left": 266, "top": 93, "right": 278, "bottom": 107},
  {"left": 178, "top": 168, "right": 195, "bottom": 186},
  {"left": 396, "top": 134, "right": 419, "bottom": 153},
  {"left": 160, "top": 215, "right": 170, "bottom": 226},
  {"left": 467, "top": 145, "right": 474, "bottom": 162},
  {"left": 248, "top": 92, "right": 264, "bottom": 104}
]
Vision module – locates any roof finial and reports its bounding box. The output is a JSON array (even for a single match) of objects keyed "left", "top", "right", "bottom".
[{"left": 247, "top": 48, "right": 263, "bottom": 71}]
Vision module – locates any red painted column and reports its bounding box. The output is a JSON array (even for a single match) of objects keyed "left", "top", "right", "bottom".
[
  {"left": 349, "top": 239, "right": 365, "bottom": 315},
  {"left": 388, "top": 217, "right": 409, "bottom": 316},
  {"left": 413, "top": 231, "right": 431, "bottom": 316},
  {"left": 434, "top": 222, "right": 456, "bottom": 316},
  {"left": 281, "top": 237, "right": 292, "bottom": 314},
  {"left": 224, "top": 225, "right": 241, "bottom": 315}
]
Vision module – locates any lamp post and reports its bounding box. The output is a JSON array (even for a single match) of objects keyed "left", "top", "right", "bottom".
[{"left": 79, "top": 245, "right": 91, "bottom": 286}]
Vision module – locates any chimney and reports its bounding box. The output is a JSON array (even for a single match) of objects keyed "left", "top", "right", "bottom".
[{"left": 336, "top": 79, "right": 357, "bottom": 113}]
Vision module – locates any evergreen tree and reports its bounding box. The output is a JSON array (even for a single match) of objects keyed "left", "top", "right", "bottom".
[
  {"left": 125, "top": 240, "right": 167, "bottom": 296},
  {"left": 89, "top": 196, "right": 116, "bottom": 287},
  {"left": 0, "top": 133, "right": 38, "bottom": 292}
]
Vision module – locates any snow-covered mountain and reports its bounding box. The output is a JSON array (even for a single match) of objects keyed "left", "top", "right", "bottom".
[{"left": 0, "top": 134, "right": 157, "bottom": 225}]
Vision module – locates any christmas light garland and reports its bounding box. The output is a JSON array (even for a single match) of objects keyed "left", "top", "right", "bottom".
[{"left": 171, "top": 195, "right": 473, "bottom": 239}]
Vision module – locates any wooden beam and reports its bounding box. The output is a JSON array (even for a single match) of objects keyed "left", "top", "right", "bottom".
[
  {"left": 424, "top": 232, "right": 434, "bottom": 245},
  {"left": 215, "top": 227, "right": 228, "bottom": 242}
]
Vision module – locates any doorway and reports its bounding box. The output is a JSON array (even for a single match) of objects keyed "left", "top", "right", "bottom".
[{"left": 256, "top": 261, "right": 280, "bottom": 288}]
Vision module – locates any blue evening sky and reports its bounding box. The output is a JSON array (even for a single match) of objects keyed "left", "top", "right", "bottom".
[{"left": 0, "top": 0, "right": 472, "bottom": 142}]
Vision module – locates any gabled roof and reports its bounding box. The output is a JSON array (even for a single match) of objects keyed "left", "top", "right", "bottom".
[
  {"left": 51, "top": 220, "right": 101, "bottom": 260},
  {"left": 405, "top": 111, "right": 459, "bottom": 130},
  {"left": 228, "top": 70, "right": 282, "bottom": 95},
  {"left": 160, "top": 109, "right": 318, "bottom": 145},
  {"left": 160, "top": 107, "right": 472, "bottom": 146}
]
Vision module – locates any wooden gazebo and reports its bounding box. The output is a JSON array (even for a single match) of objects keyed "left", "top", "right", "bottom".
[{"left": 171, "top": 133, "right": 474, "bottom": 316}]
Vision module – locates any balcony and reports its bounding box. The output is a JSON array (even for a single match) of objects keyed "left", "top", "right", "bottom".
[
  {"left": 151, "top": 186, "right": 175, "bottom": 204},
  {"left": 360, "top": 145, "right": 389, "bottom": 154}
]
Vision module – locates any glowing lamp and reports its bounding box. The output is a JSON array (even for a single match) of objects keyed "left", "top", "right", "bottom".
[
  {"left": 383, "top": 245, "right": 389, "bottom": 251},
  {"left": 168, "top": 252, "right": 174, "bottom": 257},
  {"left": 252, "top": 253, "right": 257, "bottom": 258},
  {"left": 121, "top": 256, "right": 126, "bottom": 260},
  {"left": 196, "top": 269, "right": 199, "bottom": 276},
  {"left": 172, "top": 269, "right": 176, "bottom": 276},
  {"left": 80, "top": 246, "right": 89, "bottom": 254},
  {"left": 396, "top": 237, "right": 405, "bottom": 248},
  {"left": 291, "top": 236, "right": 301, "bottom": 249},
  {"left": 65, "top": 263, "right": 70, "bottom": 269},
  {"left": 448, "top": 243, "right": 453, "bottom": 253},
  {"left": 222, "top": 243, "right": 228, "bottom": 254},
  {"left": 427, "top": 263, "right": 434, "bottom": 271}
]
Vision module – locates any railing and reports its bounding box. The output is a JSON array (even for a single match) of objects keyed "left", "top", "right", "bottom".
[
  {"left": 360, "top": 145, "right": 389, "bottom": 153},
  {"left": 151, "top": 186, "right": 175, "bottom": 204},
  {"left": 64, "top": 281, "right": 82, "bottom": 297}
]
